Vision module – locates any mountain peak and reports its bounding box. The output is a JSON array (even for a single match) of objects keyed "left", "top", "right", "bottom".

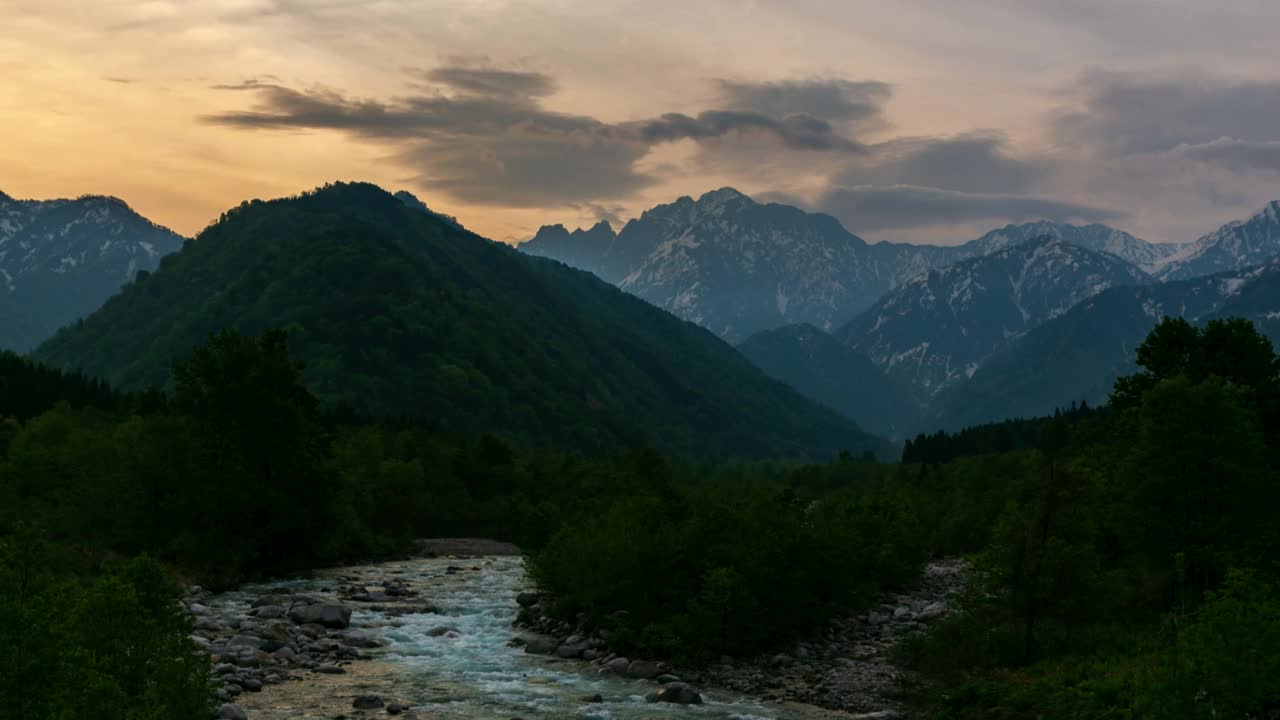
[
  {"left": 588, "top": 219, "right": 614, "bottom": 233},
  {"left": 697, "top": 187, "right": 749, "bottom": 205}
]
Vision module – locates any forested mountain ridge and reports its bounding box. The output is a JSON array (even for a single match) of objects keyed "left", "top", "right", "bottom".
[
  {"left": 0, "top": 190, "right": 184, "bottom": 351},
  {"left": 737, "top": 323, "right": 921, "bottom": 438},
  {"left": 33, "top": 182, "right": 890, "bottom": 460}
]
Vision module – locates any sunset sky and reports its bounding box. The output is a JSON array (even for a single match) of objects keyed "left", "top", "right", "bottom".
[{"left": 4, "top": 0, "right": 1280, "bottom": 244}]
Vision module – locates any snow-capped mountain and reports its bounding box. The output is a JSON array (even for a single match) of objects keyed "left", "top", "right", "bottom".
[
  {"left": 0, "top": 191, "right": 184, "bottom": 351},
  {"left": 931, "top": 257, "right": 1280, "bottom": 431},
  {"left": 593, "top": 188, "right": 895, "bottom": 342},
  {"left": 954, "top": 221, "right": 1182, "bottom": 271},
  {"left": 521, "top": 192, "right": 1166, "bottom": 343},
  {"left": 1155, "top": 201, "right": 1280, "bottom": 281},
  {"left": 837, "top": 237, "right": 1151, "bottom": 396}
]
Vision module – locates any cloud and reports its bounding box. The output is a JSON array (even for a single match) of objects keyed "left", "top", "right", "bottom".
[
  {"left": 1052, "top": 70, "right": 1280, "bottom": 156},
  {"left": 205, "top": 65, "right": 868, "bottom": 206},
  {"left": 632, "top": 110, "right": 863, "bottom": 152},
  {"left": 837, "top": 131, "right": 1048, "bottom": 194},
  {"left": 816, "top": 184, "right": 1120, "bottom": 233},
  {"left": 715, "top": 78, "right": 891, "bottom": 125},
  {"left": 417, "top": 66, "right": 557, "bottom": 99},
  {"left": 1172, "top": 138, "right": 1280, "bottom": 173}
]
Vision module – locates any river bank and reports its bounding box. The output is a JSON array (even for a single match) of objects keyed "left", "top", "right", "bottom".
[
  {"left": 194, "top": 542, "right": 843, "bottom": 719},
  {"left": 517, "top": 558, "right": 967, "bottom": 718},
  {"left": 190, "top": 540, "right": 960, "bottom": 719}
]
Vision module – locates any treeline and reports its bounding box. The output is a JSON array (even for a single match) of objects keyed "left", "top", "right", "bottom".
[{"left": 902, "top": 400, "right": 1101, "bottom": 464}]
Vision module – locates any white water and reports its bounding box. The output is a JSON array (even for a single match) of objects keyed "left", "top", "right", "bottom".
[{"left": 216, "top": 555, "right": 807, "bottom": 720}]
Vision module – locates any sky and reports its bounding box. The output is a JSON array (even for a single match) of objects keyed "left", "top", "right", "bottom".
[{"left": 3, "top": 0, "right": 1280, "bottom": 245}]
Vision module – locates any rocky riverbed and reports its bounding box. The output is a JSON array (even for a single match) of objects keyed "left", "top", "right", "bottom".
[
  {"left": 516, "top": 558, "right": 967, "bottom": 718},
  {"left": 190, "top": 541, "right": 962, "bottom": 720}
]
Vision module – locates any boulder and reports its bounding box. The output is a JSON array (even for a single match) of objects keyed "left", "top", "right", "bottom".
[
  {"left": 627, "top": 659, "right": 663, "bottom": 679},
  {"left": 226, "top": 635, "right": 263, "bottom": 649},
  {"left": 289, "top": 603, "right": 352, "bottom": 628},
  {"left": 252, "top": 605, "right": 286, "bottom": 619},
  {"left": 652, "top": 682, "right": 703, "bottom": 705},
  {"left": 522, "top": 637, "right": 558, "bottom": 655},
  {"left": 217, "top": 703, "right": 248, "bottom": 720},
  {"left": 427, "top": 626, "right": 460, "bottom": 638},
  {"left": 352, "top": 694, "right": 384, "bottom": 709},
  {"left": 599, "top": 657, "right": 630, "bottom": 675},
  {"left": 917, "top": 601, "right": 947, "bottom": 620},
  {"left": 386, "top": 702, "right": 407, "bottom": 715},
  {"left": 342, "top": 630, "right": 384, "bottom": 648},
  {"left": 516, "top": 591, "right": 541, "bottom": 607},
  {"left": 580, "top": 694, "right": 604, "bottom": 703}
]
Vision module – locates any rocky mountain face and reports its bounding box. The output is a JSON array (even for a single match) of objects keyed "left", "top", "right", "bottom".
[
  {"left": 837, "top": 238, "right": 1151, "bottom": 396},
  {"left": 737, "top": 323, "right": 921, "bottom": 439},
  {"left": 524, "top": 189, "right": 906, "bottom": 343},
  {"left": 1156, "top": 201, "right": 1280, "bottom": 281},
  {"left": 953, "top": 221, "right": 1182, "bottom": 271},
  {"left": 930, "top": 257, "right": 1280, "bottom": 430},
  {"left": 0, "top": 191, "right": 185, "bottom": 351},
  {"left": 520, "top": 220, "right": 623, "bottom": 281},
  {"left": 522, "top": 191, "right": 1179, "bottom": 345}
]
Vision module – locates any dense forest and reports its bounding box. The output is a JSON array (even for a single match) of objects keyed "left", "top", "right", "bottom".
[{"left": 3, "top": 316, "right": 1277, "bottom": 719}]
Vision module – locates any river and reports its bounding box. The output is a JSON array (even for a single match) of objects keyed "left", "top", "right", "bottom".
[{"left": 207, "top": 554, "right": 839, "bottom": 720}]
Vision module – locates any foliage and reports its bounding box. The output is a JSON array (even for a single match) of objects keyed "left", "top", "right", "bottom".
[
  {"left": 0, "top": 527, "right": 210, "bottom": 720},
  {"left": 907, "top": 316, "right": 1280, "bottom": 720}
]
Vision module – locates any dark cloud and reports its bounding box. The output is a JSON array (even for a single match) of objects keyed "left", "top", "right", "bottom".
[
  {"left": 205, "top": 66, "right": 868, "bottom": 206},
  {"left": 817, "top": 184, "right": 1121, "bottom": 233},
  {"left": 419, "top": 66, "right": 557, "bottom": 98},
  {"left": 1053, "top": 70, "right": 1280, "bottom": 156},
  {"left": 715, "top": 78, "right": 891, "bottom": 125},
  {"left": 1174, "top": 138, "right": 1280, "bottom": 173},
  {"left": 837, "top": 131, "right": 1048, "bottom": 193},
  {"left": 632, "top": 110, "right": 863, "bottom": 152}
]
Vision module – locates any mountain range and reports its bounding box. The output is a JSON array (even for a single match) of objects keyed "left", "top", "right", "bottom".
[
  {"left": 7, "top": 180, "right": 1280, "bottom": 447},
  {"left": 0, "top": 190, "right": 184, "bottom": 351},
  {"left": 522, "top": 190, "right": 1188, "bottom": 344},
  {"left": 930, "top": 257, "right": 1280, "bottom": 430},
  {"left": 836, "top": 238, "right": 1152, "bottom": 397},
  {"left": 32, "top": 183, "right": 890, "bottom": 461}
]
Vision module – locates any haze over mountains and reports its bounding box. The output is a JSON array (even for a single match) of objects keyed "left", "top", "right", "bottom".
[{"left": 0, "top": 191, "right": 184, "bottom": 352}]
